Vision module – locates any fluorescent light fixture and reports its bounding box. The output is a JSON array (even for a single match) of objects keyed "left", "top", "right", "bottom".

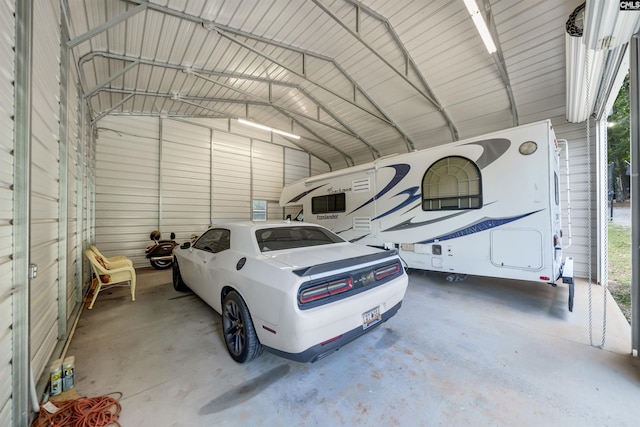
[
  {"left": 463, "top": 0, "right": 497, "bottom": 54},
  {"left": 584, "top": 0, "right": 640, "bottom": 50},
  {"left": 237, "top": 118, "right": 300, "bottom": 139},
  {"left": 565, "top": 33, "right": 605, "bottom": 123}
]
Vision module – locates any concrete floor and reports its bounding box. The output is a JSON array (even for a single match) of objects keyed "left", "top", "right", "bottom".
[{"left": 66, "top": 268, "right": 640, "bottom": 427}]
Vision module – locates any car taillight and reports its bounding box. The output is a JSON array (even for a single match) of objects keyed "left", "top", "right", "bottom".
[
  {"left": 553, "top": 234, "right": 559, "bottom": 247},
  {"left": 375, "top": 263, "right": 400, "bottom": 280},
  {"left": 299, "top": 277, "right": 353, "bottom": 304}
]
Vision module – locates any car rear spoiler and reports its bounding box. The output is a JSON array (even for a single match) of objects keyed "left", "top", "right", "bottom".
[{"left": 293, "top": 250, "right": 399, "bottom": 277}]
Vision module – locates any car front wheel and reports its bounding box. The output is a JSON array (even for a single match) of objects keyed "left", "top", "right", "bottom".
[
  {"left": 222, "top": 291, "right": 262, "bottom": 363},
  {"left": 172, "top": 259, "right": 189, "bottom": 292}
]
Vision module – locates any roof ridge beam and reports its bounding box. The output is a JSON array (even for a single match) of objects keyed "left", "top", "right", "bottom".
[
  {"left": 481, "top": 0, "right": 519, "bottom": 127},
  {"left": 67, "top": 3, "right": 147, "bottom": 48},
  {"left": 79, "top": 50, "right": 392, "bottom": 126},
  {"left": 99, "top": 88, "right": 373, "bottom": 141},
  {"left": 121, "top": 1, "right": 416, "bottom": 152},
  {"left": 315, "top": 0, "right": 459, "bottom": 141},
  {"left": 190, "top": 70, "right": 380, "bottom": 159},
  {"left": 170, "top": 97, "right": 355, "bottom": 167}
]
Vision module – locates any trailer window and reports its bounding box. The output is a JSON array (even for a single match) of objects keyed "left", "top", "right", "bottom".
[
  {"left": 422, "top": 156, "right": 482, "bottom": 211},
  {"left": 312, "top": 193, "right": 346, "bottom": 214}
]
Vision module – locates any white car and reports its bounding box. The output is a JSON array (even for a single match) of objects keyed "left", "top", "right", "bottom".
[{"left": 172, "top": 221, "right": 408, "bottom": 363}]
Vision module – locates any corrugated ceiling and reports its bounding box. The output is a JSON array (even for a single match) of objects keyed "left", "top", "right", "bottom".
[{"left": 63, "top": 0, "right": 586, "bottom": 168}]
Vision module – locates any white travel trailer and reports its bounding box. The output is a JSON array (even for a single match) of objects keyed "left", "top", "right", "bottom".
[{"left": 280, "top": 120, "right": 575, "bottom": 310}]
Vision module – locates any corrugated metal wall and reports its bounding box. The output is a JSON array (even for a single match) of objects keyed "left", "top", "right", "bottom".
[
  {"left": 211, "top": 131, "right": 251, "bottom": 221},
  {"left": 95, "top": 116, "right": 160, "bottom": 266},
  {"left": 311, "top": 156, "right": 331, "bottom": 176},
  {"left": 66, "top": 63, "right": 82, "bottom": 318},
  {"left": 82, "top": 107, "right": 94, "bottom": 284},
  {"left": 252, "top": 140, "right": 285, "bottom": 220},
  {"left": 284, "top": 148, "right": 310, "bottom": 219},
  {"left": 161, "top": 120, "right": 211, "bottom": 237},
  {"left": 553, "top": 118, "right": 599, "bottom": 280},
  {"left": 95, "top": 117, "right": 316, "bottom": 267},
  {"left": 30, "top": 0, "right": 61, "bottom": 382},
  {"left": 0, "top": 0, "right": 14, "bottom": 423}
]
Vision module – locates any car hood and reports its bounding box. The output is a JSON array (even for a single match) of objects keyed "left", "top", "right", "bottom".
[{"left": 260, "top": 242, "right": 384, "bottom": 271}]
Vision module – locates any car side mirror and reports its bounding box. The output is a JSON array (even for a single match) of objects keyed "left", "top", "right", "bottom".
[{"left": 180, "top": 242, "right": 191, "bottom": 250}]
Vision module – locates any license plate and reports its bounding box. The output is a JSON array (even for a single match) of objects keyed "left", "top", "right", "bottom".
[{"left": 362, "top": 306, "right": 381, "bottom": 330}]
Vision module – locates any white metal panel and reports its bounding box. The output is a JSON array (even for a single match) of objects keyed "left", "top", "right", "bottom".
[
  {"left": 267, "top": 201, "right": 283, "bottom": 221},
  {"left": 311, "top": 156, "right": 331, "bottom": 176},
  {"left": 95, "top": 116, "right": 160, "bottom": 268},
  {"left": 252, "top": 140, "right": 284, "bottom": 201},
  {"left": 284, "top": 147, "right": 309, "bottom": 185},
  {"left": 66, "top": 58, "right": 81, "bottom": 319},
  {"left": 82, "top": 107, "right": 93, "bottom": 288},
  {"left": 161, "top": 120, "right": 211, "bottom": 239},
  {"left": 283, "top": 148, "right": 309, "bottom": 219},
  {"left": 30, "top": 0, "right": 61, "bottom": 382},
  {"left": 65, "top": 0, "right": 594, "bottom": 171},
  {"left": 212, "top": 131, "right": 251, "bottom": 219},
  {"left": 0, "top": 0, "right": 13, "bottom": 423},
  {"left": 553, "top": 117, "right": 597, "bottom": 279},
  {"left": 0, "top": 292, "right": 11, "bottom": 427}
]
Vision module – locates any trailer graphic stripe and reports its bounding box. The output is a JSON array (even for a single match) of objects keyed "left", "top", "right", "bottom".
[
  {"left": 383, "top": 211, "right": 468, "bottom": 232},
  {"left": 348, "top": 164, "right": 410, "bottom": 215},
  {"left": 417, "top": 210, "right": 544, "bottom": 244},
  {"left": 464, "top": 138, "right": 511, "bottom": 169},
  {"left": 285, "top": 184, "right": 327, "bottom": 204},
  {"left": 382, "top": 201, "right": 498, "bottom": 232},
  {"left": 372, "top": 186, "right": 421, "bottom": 220}
]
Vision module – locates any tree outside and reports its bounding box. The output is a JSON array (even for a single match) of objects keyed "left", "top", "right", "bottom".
[
  {"left": 607, "top": 73, "right": 631, "bottom": 324},
  {"left": 608, "top": 74, "right": 630, "bottom": 200}
]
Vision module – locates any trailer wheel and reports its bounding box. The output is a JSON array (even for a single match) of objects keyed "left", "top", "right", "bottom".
[{"left": 568, "top": 281, "right": 575, "bottom": 312}]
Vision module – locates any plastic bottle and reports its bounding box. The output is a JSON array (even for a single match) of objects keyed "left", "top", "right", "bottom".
[
  {"left": 62, "top": 356, "right": 75, "bottom": 391},
  {"left": 49, "top": 359, "right": 62, "bottom": 396}
]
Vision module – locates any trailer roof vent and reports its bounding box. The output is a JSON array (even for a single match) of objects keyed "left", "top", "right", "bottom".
[
  {"left": 352, "top": 178, "right": 370, "bottom": 193},
  {"left": 353, "top": 217, "right": 371, "bottom": 231}
]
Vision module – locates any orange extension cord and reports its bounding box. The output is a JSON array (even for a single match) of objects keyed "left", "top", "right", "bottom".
[{"left": 32, "top": 394, "right": 122, "bottom": 427}]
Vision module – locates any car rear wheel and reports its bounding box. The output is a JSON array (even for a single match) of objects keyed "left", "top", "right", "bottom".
[
  {"left": 222, "top": 291, "right": 262, "bottom": 363},
  {"left": 172, "top": 259, "right": 189, "bottom": 292}
]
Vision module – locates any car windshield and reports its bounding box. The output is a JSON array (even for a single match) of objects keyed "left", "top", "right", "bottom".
[{"left": 255, "top": 226, "right": 344, "bottom": 252}]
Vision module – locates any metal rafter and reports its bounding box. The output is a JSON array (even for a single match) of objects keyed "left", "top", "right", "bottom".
[
  {"left": 84, "top": 60, "right": 139, "bottom": 99},
  {"left": 82, "top": 60, "right": 372, "bottom": 153},
  {"left": 67, "top": 3, "right": 147, "bottom": 48},
  {"left": 481, "top": 0, "right": 519, "bottom": 127},
  {"left": 200, "top": 28, "right": 381, "bottom": 159},
  {"left": 315, "top": 0, "right": 459, "bottom": 141},
  {"left": 189, "top": 70, "right": 380, "bottom": 158},
  {"left": 99, "top": 86, "right": 363, "bottom": 138},
  {"left": 81, "top": 50, "right": 390, "bottom": 124},
  {"left": 80, "top": 51, "right": 379, "bottom": 156},
  {"left": 90, "top": 93, "right": 134, "bottom": 125},
  {"left": 174, "top": 97, "right": 354, "bottom": 167},
  {"left": 91, "top": 85, "right": 354, "bottom": 167},
  {"left": 122, "top": 0, "right": 416, "bottom": 153}
]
